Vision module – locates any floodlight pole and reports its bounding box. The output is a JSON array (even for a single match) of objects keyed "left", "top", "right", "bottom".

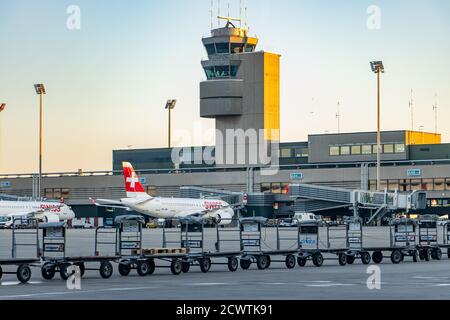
[
  {"left": 376, "top": 66, "right": 381, "bottom": 191},
  {"left": 34, "top": 84, "right": 46, "bottom": 201},
  {"left": 168, "top": 106, "right": 172, "bottom": 148},
  {"left": 39, "top": 92, "right": 43, "bottom": 200}
]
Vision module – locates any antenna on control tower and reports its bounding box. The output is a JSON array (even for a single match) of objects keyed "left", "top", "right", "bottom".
[
  {"left": 239, "top": 0, "right": 242, "bottom": 27},
  {"left": 245, "top": 6, "right": 248, "bottom": 30},
  {"left": 217, "top": 0, "right": 221, "bottom": 27},
  {"left": 433, "top": 93, "right": 438, "bottom": 134}
]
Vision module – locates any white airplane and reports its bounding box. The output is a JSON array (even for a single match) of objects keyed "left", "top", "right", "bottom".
[
  {"left": 0, "top": 199, "right": 75, "bottom": 228},
  {"left": 93, "top": 162, "right": 235, "bottom": 225}
]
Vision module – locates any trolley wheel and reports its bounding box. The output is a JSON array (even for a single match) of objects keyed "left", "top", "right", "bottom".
[
  {"left": 227, "top": 257, "right": 239, "bottom": 272},
  {"left": 74, "top": 263, "right": 85, "bottom": 277},
  {"left": 412, "top": 250, "right": 419, "bottom": 263},
  {"left": 433, "top": 248, "right": 442, "bottom": 261},
  {"left": 181, "top": 261, "right": 190, "bottom": 273},
  {"left": 297, "top": 257, "right": 307, "bottom": 267},
  {"left": 41, "top": 263, "right": 56, "bottom": 280},
  {"left": 424, "top": 249, "right": 431, "bottom": 262},
  {"left": 372, "top": 251, "right": 383, "bottom": 264},
  {"left": 285, "top": 255, "right": 296, "bottom": 269},
  {"left": 118, "top": 263, "right": 131, "bottom": 276},
  {"left": 99, "top": 261, "right": 113, "bottom": 279},
  {"left": 256, "top": 255, "right": 270, "bottom": 270},
  {"left": 419, "top": 250, "right": 425, "bottom": 260},
  {"left": 312, "top": 253, "right": 324, "bottom": 267},
  {"left": 17, "top": 265, "right": 32, "bottom": 283},
  {"left": 347, "top": 255, "right": 355, "bottom": 265},
  {"left": 147, "top": 259, "right": 156, "bottom": 275},
  {"left": 361, "top": 252, "right": 371, "bottom": 265},
  {"left": 0, "top": 266, "right": 2, "bottom": 280},
  {"left": 170, "top": 259, "right": 183, "bottom": 275},
  {"left": 199, "top": 258, "right": 212, "bottom": 273},
  {"left": 338, "top": 253, "right": 347, "bottom": 266},
  {"left": 59, "top": 263, "right": 72, "bottom": 281},
  {"left": 240, "top": 258, "right": 251, "bottom": 270},
  {"left": 265, "top": 255, "right": 271, "bottom": 269},
  {"left": 390, "top": 250, "right": 403, "bottom": 264},
  {"left": 137, "top": 261, "right": 150, "bottom": 277}
]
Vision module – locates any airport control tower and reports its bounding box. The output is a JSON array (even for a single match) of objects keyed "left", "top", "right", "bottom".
[{"left": 200, "top": 17, "right": 280, "bottom": 167}]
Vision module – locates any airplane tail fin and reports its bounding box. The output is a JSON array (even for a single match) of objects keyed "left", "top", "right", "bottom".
[{"left": 122, "top": 162, "right": 150, "bottom": 198}]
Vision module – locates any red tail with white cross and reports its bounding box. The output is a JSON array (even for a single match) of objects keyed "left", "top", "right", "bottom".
[{"left": 122, "top": 162, "right": 148, "bottom": 198}]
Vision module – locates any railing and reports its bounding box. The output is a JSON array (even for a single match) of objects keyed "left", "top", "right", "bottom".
[{"left": 1, "top": 159, "right": 450, "bottom": 180}]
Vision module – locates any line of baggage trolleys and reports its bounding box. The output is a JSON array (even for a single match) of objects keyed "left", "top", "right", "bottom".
[{"left": 0, "top": 215, "right": 449, "bottom": 283}]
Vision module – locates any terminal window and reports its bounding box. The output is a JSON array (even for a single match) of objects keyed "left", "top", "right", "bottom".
[
  {"left": 205, "top": 44, "right": 216, "bottom": 55},
  {"left": 362, "top": 145, "right": 372, "bottom": 155},
  {"left": 384, "top": 144, "right": 394, "bottom": 153},
  {"left": 231, "top": 43, "right": 244, "bottom": 53},
  {"left": 215, "top": 43, "right": 230, "bottom": 54},
  {"left": 329, "top": 146, "right": 340, "bottom": 156},
  {"left": 146, "top": 186, "right": 157, "bottom": 197},
  {"left": 340, "top": 146, "right": 350, "bottom": 156},
  {"left": 395, "top": 144, "right": 406, "bottom": 153},
  {"left": 45, "top": 188, "right": 70, "bottom": 200},
  {"left": 281, "top": 148, "right": 293, "bottom": 158},
  {"left": 295, "top": 148, "right": 309, "bottom": 158},
  {"left": 244, "top": 45, "right": 255, "bottom": 52},
  {"left": 351, "top": 145, "right": 361, "bottom": 155}
]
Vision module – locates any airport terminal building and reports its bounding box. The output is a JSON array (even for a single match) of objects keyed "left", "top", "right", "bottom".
[
  {"left": 1, "top": 129, "right": 450, "bottom": 222},
  {"left": 1, "top": 22, "right": 450, "bottom": 223}
]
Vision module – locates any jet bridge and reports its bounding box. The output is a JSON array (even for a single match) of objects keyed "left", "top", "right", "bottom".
[{"left": 289, "top": 184, "right": 427, "bottom": 225}]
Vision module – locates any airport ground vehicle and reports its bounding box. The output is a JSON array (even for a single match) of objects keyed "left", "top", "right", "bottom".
[
  {"left": 0, "top": 215, "right": 30, "bottom": 229},
  {"left": 39, "top": 222, "right": 118, "bottom": 280},
  {"left": 293, "top": 212, "right": 322, "bottom": 224},
  {"left": 0, "top": 218, "right": 40, "bottom": 283},
  {"left": 2, "top": 214, "right": 450, "bottom": 283},
  {"left": 71, "top": 219, "right": 95, "bottom": 229}
]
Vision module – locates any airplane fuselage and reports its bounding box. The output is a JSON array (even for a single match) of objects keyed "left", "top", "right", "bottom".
[
  {"left": 0, "top": 200, "right": 75, "bottom": 221},
  {"left": 121, "top": 197, "right": 234, "bottom": 224}
]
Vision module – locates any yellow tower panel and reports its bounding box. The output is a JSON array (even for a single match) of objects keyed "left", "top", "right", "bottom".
[
  {"left": 263, "top": 52, "right": 281, "bottom": 142},
  {"left": 405, "top": 131, "right": 442, "bottom": 145}
]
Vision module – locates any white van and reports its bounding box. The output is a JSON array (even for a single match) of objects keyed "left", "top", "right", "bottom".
[{"left": 293, "top": 212, "right": 321, "bottom": 224}]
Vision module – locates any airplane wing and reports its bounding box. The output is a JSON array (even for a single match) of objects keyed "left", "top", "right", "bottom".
[
  {"left": 91, "top": 198, "right": 133, "bottom": 211},
  {"left": 174, "top": 206, "right": 228, "bottom": 223}
]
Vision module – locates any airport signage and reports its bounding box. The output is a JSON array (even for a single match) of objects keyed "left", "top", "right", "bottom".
[
  {"left": 122, "top": 221, "right": 139, "bottom": 233},
  {"left": 420, "top": 235, "right": 437, "bottom": 242},
  {"left": 348, "top": 237, "right": 361, "bottom": 244},
  {"left": 395, "top": 235, "right": 416, "bottom": 242},
  {"left": 181, "top": 240, "right": 203, "bottom": 249},
  {"left": 300, "top": 239, "right": 317, "bottom": 245},
  {"left": 407, "top": 169, "right": 422, "bottom": 177},
  {"left": 396, "top": 225, "right": 415, "bottom": 233},
  {"left": 0, "top": 181, "right": 11, "bottom": 188},
  {"left": 242, "top": 239, "right": 260, "bottom": 247},
  {"left": 290, "top": 173, "right": 304, "bottom": 181},
  {"left": 349, "top": 223, "right": 361, "bottom": 232},
  {"left": 45, "top": 227, "right": 64, "bottom": 238},
  {"left": 243, "top": 223, "right": 260, "bottom": 233},
  {"left": 44, "top": 244, "right": 64, "bottom": 252},
  {"left": 122, "top": 242, "right": 141, "bottom": 249},
  {"left": 140, "top": 177, "right": 147, "bottom": 185}
]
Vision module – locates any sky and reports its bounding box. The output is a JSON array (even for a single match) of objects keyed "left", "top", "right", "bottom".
[{"left": 0, "top": 0, "right": 449, "bottom": 174}]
